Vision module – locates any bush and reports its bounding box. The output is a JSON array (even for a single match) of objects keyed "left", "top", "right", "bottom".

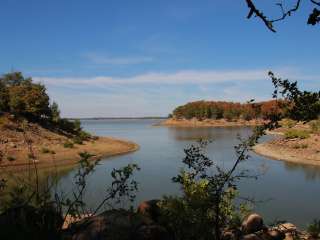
[
  {"left": 41, "top": 147, "right": 51, "bottom": 154},
  {"left": 309, "top": 119, "right": 320, "bottom": 133},
  {"left": 6, "top": 156, "right": 16, "bottom": 161},
  {"left": 284, "top": 129, "right": 310, "bottom": 139},
  {"left": 63, "top": 141, "right": 74, "bottom": 148},
  {"left": 307, "top": 219, "right": 320, "bottom": 238},
  {"left": 72, "top": 137, "right": 83, "bottom": 145},
  {"left": 280, "top": 118, "right": 297, "bottom": 128},
  {"left": 293, "top": 144, "right": 308, "bottom": 149}
]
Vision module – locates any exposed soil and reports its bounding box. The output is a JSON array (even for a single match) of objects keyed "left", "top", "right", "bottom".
[
  {"left": 158, "top": 118, "right": 266, "bottom": 127},
  {"left": 0, "top": 119, "right": 139, "bottom": 172}
]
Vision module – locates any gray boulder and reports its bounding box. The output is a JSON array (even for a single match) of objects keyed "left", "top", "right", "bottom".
[{"left": 241, "top": 213, "right": 264, "bottom": 234}]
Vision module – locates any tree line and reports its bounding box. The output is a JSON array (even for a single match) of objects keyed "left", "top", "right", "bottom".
[
  {"left": 172, "top": 100, "right": 284, "bottom": 121},
  {"left": 0, "top": 72, "right": 83, "bottom": 136}
]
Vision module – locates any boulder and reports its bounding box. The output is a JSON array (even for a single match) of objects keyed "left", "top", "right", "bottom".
[
  {"left": 264, "top": 230, "right": 285, "bottom": 240},
  {"left": 276, "top": 223, "right": 297, "bottom": 233},
  {"left": 65, "top": 209, "right": 172, "bottom": 240},
  {"left": 0, "top": 205, "right": 63, "bottom": 240},
  {"left": 135, "top": 224, "right": 173, "bottom": 240},
  {"left": 137, "top": 199, "right": 161, "bottom": 222},
  {"left": 242, "top": 233, "right": 261, "bottom": 240},
  {"left": 241, "top": 213, "right": 264, "bottom": 234}
]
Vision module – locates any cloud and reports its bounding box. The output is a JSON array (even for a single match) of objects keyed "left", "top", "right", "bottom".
[
  {"left": 35, "top": 67, "right": 318, "bottom": 88},
  {"left": 34, "top": 69, "right": 282, "bottom": 87},
  {"left": 84, "top": 53, "right": 154, "bottom": 65},
  {"left": 37, "top": 68, "right": 319, "bottom": 117}
]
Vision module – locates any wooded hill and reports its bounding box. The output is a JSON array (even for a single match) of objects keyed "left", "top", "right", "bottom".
[
  {"left": 171, "top": 100, "right": 284, "bottom": 121},
  {"left": 0, "top": 72, "right": 83, "bottom": 136}
]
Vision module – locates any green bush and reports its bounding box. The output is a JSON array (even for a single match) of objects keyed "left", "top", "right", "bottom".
[
  {"left": 73, "top": 137, "right": 83, "bottom": 145},
  {"left": 41, "top": 147, "right": 51, "bottom": 154},
  {"left": 293, "top": 144, "right": 308, "bottom": 149},
  {"left": 6, "top": 156, "right": 16, "bottom": 161},
  {"left": 63, "top": 141, "right": 74, "bottom": 148},
  {"left": 284, "top": 129, "right": 310, "bottom": 139},
  {"left": 280, "top": 118, "right": 297, "bottom": 128},
  {"left": 307, "top": 219, "right": 320, "bottom": 238},
  {"left": 309, "top": 119, "right": 320, "bottom": 133}
]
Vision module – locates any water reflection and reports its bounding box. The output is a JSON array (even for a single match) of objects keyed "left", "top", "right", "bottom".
[
  {"left": 283, "top": 162, "right": 320, "bottom": 180},
  {"left": 168, "top": 126, "right": 252, "bottom": 141}
]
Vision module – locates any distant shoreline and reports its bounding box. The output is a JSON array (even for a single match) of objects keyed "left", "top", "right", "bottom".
[
  {"left": 68, "top": 117, "right": 168, "bottom": 120},
  {"left": 157, "top": 118, "right": 266, "bottom": 127}
]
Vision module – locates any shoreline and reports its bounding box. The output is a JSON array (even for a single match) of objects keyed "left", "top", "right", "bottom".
[
  {"left": 253, "top": 136, "right": 320, "bottom": 166},
  {"left": 157, "top": 118, "right": 265, "bottom": 128},
  {"left": 0, "top": 137, "right": 139, "bottom": 173}
]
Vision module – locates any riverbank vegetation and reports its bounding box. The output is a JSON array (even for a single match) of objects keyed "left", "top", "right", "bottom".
[
  {"left": 1, "top": 71, "right": 320, "bottom": 239},
  {"left": 171, "top": 99, "right": 284, "bottom": 121}
]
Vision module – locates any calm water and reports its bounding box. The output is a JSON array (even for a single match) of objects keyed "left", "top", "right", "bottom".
[{"left": 57, "top": 119, "right": 320, "bottom": 228}]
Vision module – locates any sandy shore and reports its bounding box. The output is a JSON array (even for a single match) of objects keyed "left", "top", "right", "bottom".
[
  {"left": 0, "top": 137, "right": 139, "bottom": 172},
  {"left": 158, "top": 118, "right": 265, "bottom": 128},
  {"left": 253, "top": 134, "right": 320, "bottom": 166}
]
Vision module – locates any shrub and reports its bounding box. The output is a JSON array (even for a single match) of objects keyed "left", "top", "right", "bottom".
[
  {"left": 6, "top": 156, "right": 16, "bottom": 161},
  {"left": 63, "top": 141, "right": 74, "bottom": 148},
  {"left": 72, "top": 137, "right": 83, "bottom": 145},
  {"left": 41, "top": 147, "right": 51, "bottom": 154},
  {"left": 280, "top": 118, "right": 297, "bottom": 128},
  {"left": 284, "top": 129, "right": 310, "bottom": 139},
  {"left": 293, "top": 144, "right": 308, "bottom": 149},
  {"left": 309, "top": 119, "right": 320, "bottom": 133},
  {"left": 307, "top": 219, "right": 320, "bottom": 238}
]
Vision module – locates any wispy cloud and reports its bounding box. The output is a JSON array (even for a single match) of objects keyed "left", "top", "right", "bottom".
[
  {"left": 34, "top": 68, "right": 311, "bottom": 87},
  {"left": 84, "top": 53, "right": 154, "bottom": 65}
]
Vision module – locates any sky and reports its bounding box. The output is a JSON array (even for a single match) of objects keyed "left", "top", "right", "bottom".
[{"left": 0, "top": 0, "right": 319, "bottom": 117}]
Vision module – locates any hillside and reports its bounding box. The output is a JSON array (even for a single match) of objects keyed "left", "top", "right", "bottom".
[
  {"left": 0, "top": 72, "right": 139, "bottom": 171},
  {"left": 0, "top": 115, "right": 138, "bottom": 172}
]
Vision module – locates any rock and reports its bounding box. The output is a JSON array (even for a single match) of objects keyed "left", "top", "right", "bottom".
[
  {"left": 276, "top": 223, "right": 297, "bottom": 233},
  {"left": 222, "top": 229, "right": 241, "bottom": 240},
  {"left": 241, "top": 213, "right": 264, "bottom": 234},
  {"left": 0, "top": 205, "right": 63, "bottom": 240},
  {"left": 135, "top": 224, "right": 173, "bottom": 240},
  {"left": 242, "top": 233, "right": 261, "bottom": 240},
  {"left": 284, "top": 232, "right": 294, "bottom": 240},
  {"left": 66, "top": 209, "right": 165, "bottom": 240},
  {"left": 137, "top": 199, "right": 161, "bottom": 222},
  {"left": 265, "top": 230, "right": 285, "bottom": 240}
]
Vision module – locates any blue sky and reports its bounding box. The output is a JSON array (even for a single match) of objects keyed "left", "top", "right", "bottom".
[{"left": 0, "top": 0, "right": 319, "bottom": 117}]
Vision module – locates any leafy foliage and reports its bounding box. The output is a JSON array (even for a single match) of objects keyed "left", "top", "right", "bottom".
[
  {"left": 307, "top": 219, "right": 320, "bottom": 238},
  {"left": 284, "top": 129, "right": 310, "bottom": 139},
  {"left": 0, "top": 72, "right": 91, "bottom": 138},
  {"left": 159, "top": 139, "right": 257, "bottom": 240},
  {"left": 172, "top": 100, "right": 284, "bottom": 121},
  {"left": 309, "top": 119, "right": 320, "bottom": 133},
  {"left": 245, "top": 0, "right": 320, "bottom": 32},
  {"left": 269, "top": 71, "right": 320, "bottom": 121}
]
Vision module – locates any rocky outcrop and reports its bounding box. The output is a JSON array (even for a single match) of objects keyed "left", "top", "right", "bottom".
[
  {"left": 137, "top": 199, "right": 161, "bottom": 222},
  {"left": 62, "top": 208, "right": 312, "bottom": 240},
  {"left": 64, "top": 209, "right": 172, "bottom": 240},
  {"left": 241, "top": 213, "right": 265, "bottom": 234}
]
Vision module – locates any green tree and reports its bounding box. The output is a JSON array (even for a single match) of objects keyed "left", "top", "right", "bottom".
[{"left": 50, "top": 102, "right": 60, "bottom": 123}]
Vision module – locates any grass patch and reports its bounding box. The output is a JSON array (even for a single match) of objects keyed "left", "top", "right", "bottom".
[
  {"left": 293, "top": 144, "right": 308, "bottom": 149},
  {"left": 41, "top": 147, "right": 51, "bottom": 154},
  {"left": 309, "top": 119, "right": 320, "bottom": 133},
  {"left": 72, "top": 137, "right": 83, "bottom": 145},
  {"left": 6, "top": 156, "right": 16, "bottom": 161},
  {"left": 63, "top": 141, "right": 74, "bottom": 148},
  {"left": 284, "top": 129, "right": 310, "bottom": 139},
  {"left": 280, "top": 118, "right": 297, "bottom": 128}
]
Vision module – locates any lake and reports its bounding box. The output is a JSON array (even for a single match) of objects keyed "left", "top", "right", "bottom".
[{"left": 57, "top": 119, "right": 320, "bottom": 228}]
